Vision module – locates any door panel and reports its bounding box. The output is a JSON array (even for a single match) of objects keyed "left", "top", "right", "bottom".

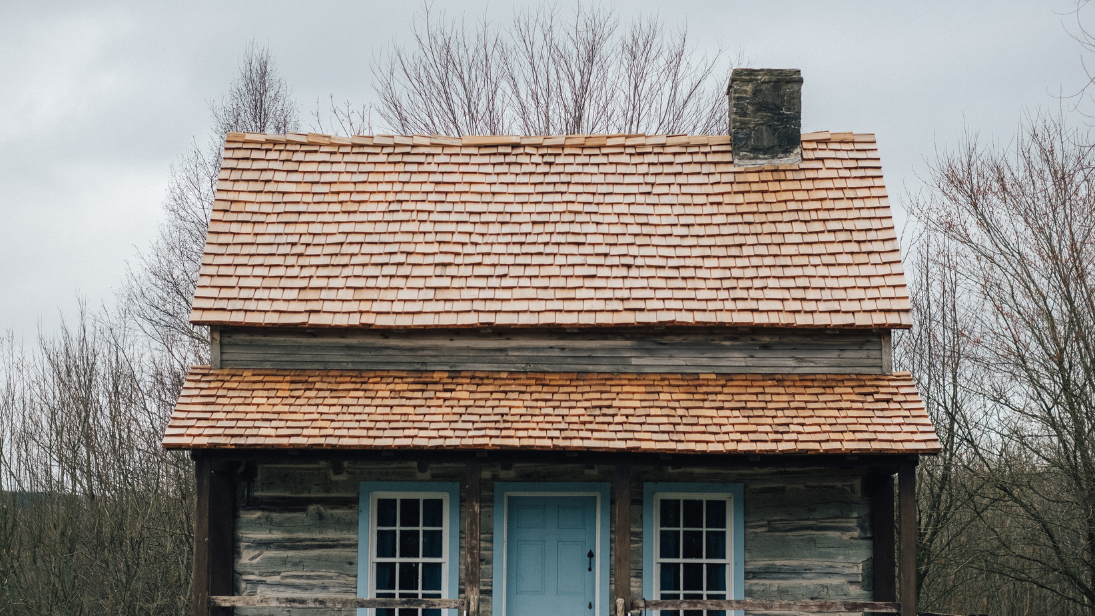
[
  {"left": 516, "top": 542, "right": 545, "bottom": 594},
  {"left": 556, "top": 541, "right": 585, "bottom": 595},
  {"left": 506, "top": 496, "right": 597, "bottom": 616}
]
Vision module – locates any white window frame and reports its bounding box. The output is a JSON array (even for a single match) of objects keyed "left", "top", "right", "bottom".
[
  {"left": 366, "top": 491, "right": 452, "bottom": 616},
  {"left": 651, "top": 492, "right": 736, "bottom": 609}
]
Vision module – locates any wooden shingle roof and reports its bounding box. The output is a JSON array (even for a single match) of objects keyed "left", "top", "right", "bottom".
[
  {"left": 191, "top": 131, "right": 910, "bottom": 330},
  {"left": 162, "top": 367, "right": 939, "bottom": 454}
]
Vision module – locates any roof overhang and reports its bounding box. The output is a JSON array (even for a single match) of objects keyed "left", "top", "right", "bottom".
[{"left": 164, "top": 367, "right": 940, "bottom": 455}]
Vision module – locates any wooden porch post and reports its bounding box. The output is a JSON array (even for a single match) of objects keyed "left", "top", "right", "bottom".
[
  {"left": 465, "top": 461, "right": 482, "bottom": 616},
  {"left": 866, "top": 472, "right": 896, "bottom": 605},
  {"left": 898, "top": 462, "right": 917, "bottom": 616},
  {"left": 192, "top": 456, "right": 235, "bottom": 616},
  {"left": 614, "top": 464, "right": 631, "bottom": 616}
]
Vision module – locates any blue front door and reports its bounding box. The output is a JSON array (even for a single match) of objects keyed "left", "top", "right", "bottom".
[{"left": 506, "top": 495, "right": 597, "bottom": 616}]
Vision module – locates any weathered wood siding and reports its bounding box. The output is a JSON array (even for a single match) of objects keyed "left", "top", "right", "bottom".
[
  {"left": 233, "top": 461, "right": 874, "bottom": 615},
  {"left": 219, "top": 327, "right": 888, "bottom": 374}
]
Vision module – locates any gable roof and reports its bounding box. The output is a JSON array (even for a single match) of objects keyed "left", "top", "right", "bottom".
[
  {"left": 191, "top": 131, "right": 910, "bottom": 330},
  {"left": 162, "top": 367, "right": 939, "bottom": 454}
]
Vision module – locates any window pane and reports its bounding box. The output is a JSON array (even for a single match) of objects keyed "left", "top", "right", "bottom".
[
  {"left": 425, "top": 611, "right": 441, "bottom": 616},
  {"left": 398, "top": 562, "right": 419, "bottom": 591},
  {"left": 399, "top": 530, "right": 420, "bottom": 558},
  {"left": 705, "top": 500, "right": 726, "bottom": 529},
  {"left": 422, "top": 530, "right": 443, "bottom": 558},
  {"left": 684, "top": 610, "right": 703, "bottom": 616},
  {"left": 705, "top": 531, "right": 726, "bottom": 560},
  {"left": 706, "top": 564, "right": 726, "bottom": 592},
  {"left": 400, "top": 499, "right": 420, "bottom": 527},
  {"left": 682, "top": 531, "right": 703, "bottom": 559},
  {"left": 378, "top": 609, "right": 395, "bottom": 616},
  {"left": 683, "top": 500, "right": 703, "bottom": 528},
  {"left": 378, "top": 499, "right": 398, "bottom": 527},
  {"left": 397, "top": 609, "right": 417, "bottom": 616},
  {"left": 423, "top": 562, "right": 442, "bottom": 591},
  {"left": 682, "top": 563, "right": 703, "bottom": 591},
  {"left": 660, "top": 563, "right": 680, "bottom": 591},
  {"left": 660, "top": 530, "right": 680, "bottom": 559},
  {"left": 376, "top": 562, "right": 396, "bottom": 590},
  {"left": 423, "top": 499, "right": 444, "bottom": 527},
  {"left": 660, "top": 499, "right": 680, "bottom": 528},
  {"left": 376, "top": 530, "right": 396, "bottom": 558}
]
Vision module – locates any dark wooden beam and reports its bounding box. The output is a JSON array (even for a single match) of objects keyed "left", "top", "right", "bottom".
[
  {"left": 866, "top": 472, "right": 896, "bottom": 605},
  {"left": 192, "top": 458, "right": 211, "bottom": 616},
  {"left": 898, "top": 462, "right": 917, "bottom": 616},
  {"left": 613, "top": 463, "right": 631, "bottom": 615},
  {"left": 633, "top": 599, "right": 899, "bottom": 613},
  {"left": 465, "top": 461, "right": 482, "bottom": 616},
  {"left": 193, "top": 448, "right": 916, "bottom": 472},
  {"left": 209, "top": 326, "right": 221, "bottom": 369},
  {"left": 193, "top": 457, "right": 236, "bottom": 616}
]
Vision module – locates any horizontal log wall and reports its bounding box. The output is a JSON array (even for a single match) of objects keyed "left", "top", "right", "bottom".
[
  {"left": 220, "top": 327, "right": 888, "bottom": 374},
  {"left": 233, "top": 461, "right": 874, "bottom": 615}
]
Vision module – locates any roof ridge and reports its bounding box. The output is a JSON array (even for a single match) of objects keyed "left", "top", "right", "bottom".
[{"left": 223, "top": 131, "right": 875, "bottom": 147}]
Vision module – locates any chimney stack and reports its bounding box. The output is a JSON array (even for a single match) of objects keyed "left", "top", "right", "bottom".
[{"left": 727, "top": 68, "right": 803, "bottom": 166}]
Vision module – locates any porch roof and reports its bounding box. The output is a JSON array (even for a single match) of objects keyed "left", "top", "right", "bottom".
[
  {"left": 190, "top": 131, "right": 910, "bottom": 330},
  {"left": 162, "top": 367, "right": 939, "bottom": 454}
]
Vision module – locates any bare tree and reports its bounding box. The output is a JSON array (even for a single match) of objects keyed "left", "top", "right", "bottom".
[
  {"left": 125, "top": 42, "right": 299, "bottom": 371},
  {"left": 0, "top": 42, "right": 303, "bottom": 614},
  {"left": 911, "top": 114, "right": 1095, "bottom": 615},
  {"left": 372, "top": 4, "right": 736, "bottom": 136},
  {"left": 312, "top": 95, "right": 374, "bottom": 137},
  {"left": 210, "top": 42, "right": 299, "bottom": 137},
  {"left": 0, "top": 304, "right": 193, "bottom": 614}
]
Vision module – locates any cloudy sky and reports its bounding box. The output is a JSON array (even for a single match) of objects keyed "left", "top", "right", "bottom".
[{"left": 1, "top": 0, "right": 1091, "bottom": 342}]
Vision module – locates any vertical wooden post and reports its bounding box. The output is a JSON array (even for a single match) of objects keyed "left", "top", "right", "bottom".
[
  {"left": 866, "top": 472, "right": 896, "bottom": 604},
  {"left": 192, "top": 456, "right": 235, "bottom": 616},
  {"left": 465, "top": 461, "right": 482, "bottom": 616},
  {"left": 193, "top": 457, "right": 211, "bottom": 616},
  {"left": 614, "top": 464, "right": 631, "bottom": 615},
  {"left": 209, "top": 327, "right": 221, "bottom": 369},
  {"left": 898, "top": 462, "right": 917, "bottom": 616}
]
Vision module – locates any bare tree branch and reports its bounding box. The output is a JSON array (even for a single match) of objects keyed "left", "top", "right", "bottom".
[{"left": 372, "top": 3, "right": 738, "bottom": 136}]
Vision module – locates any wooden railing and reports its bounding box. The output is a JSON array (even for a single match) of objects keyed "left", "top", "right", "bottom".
[
  {"left": 210, "top": 596, "right": 465, "bottom": 610},
  {"left": 632, "top": 598, "right": 899, "bottom": 613}
]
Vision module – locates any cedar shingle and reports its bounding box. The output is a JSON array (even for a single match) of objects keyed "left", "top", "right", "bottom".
[
  {"left": 192, "top": 132, "right": 911, "bottom": 329},
  {"left": 163, "top": 367, "right": 938, "bottom": 454}
]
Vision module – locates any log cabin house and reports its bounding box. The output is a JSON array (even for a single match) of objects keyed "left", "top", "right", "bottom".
[{"left": 163, "top": 69, "right": 940, "bottom": 616}]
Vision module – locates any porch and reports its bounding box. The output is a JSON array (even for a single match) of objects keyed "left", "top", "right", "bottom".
[{"left": 192, "top": 450, "right": 919, "bottom": 616}]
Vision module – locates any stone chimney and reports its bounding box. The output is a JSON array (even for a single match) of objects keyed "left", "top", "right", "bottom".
[{"left": 727, "top": 68, "right": 803, "bottom": 166}]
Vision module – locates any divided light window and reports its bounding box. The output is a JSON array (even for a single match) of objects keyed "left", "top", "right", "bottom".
[
  {"left": 653, "top": 494, "right": 734, "bottom": 616},
  {"left": 369, "top": 494, "right": 449, "bottom": 616}
]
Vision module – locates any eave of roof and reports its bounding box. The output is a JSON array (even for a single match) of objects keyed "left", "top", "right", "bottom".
[
  {"left": 163, "top": 367, "right": 940, "bottom": 455},
  {"left": 190, "top": 130, "right": 911, "bottom": 331}
]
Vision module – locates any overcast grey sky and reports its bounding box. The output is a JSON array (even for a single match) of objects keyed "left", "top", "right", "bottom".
[{"left": 1, "top": 0, "right": 1090, "bottom": 342}]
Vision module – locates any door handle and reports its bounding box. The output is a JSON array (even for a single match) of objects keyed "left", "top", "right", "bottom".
[{"left": 587, "top": 549, "right": 594, "bottom": 572}]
